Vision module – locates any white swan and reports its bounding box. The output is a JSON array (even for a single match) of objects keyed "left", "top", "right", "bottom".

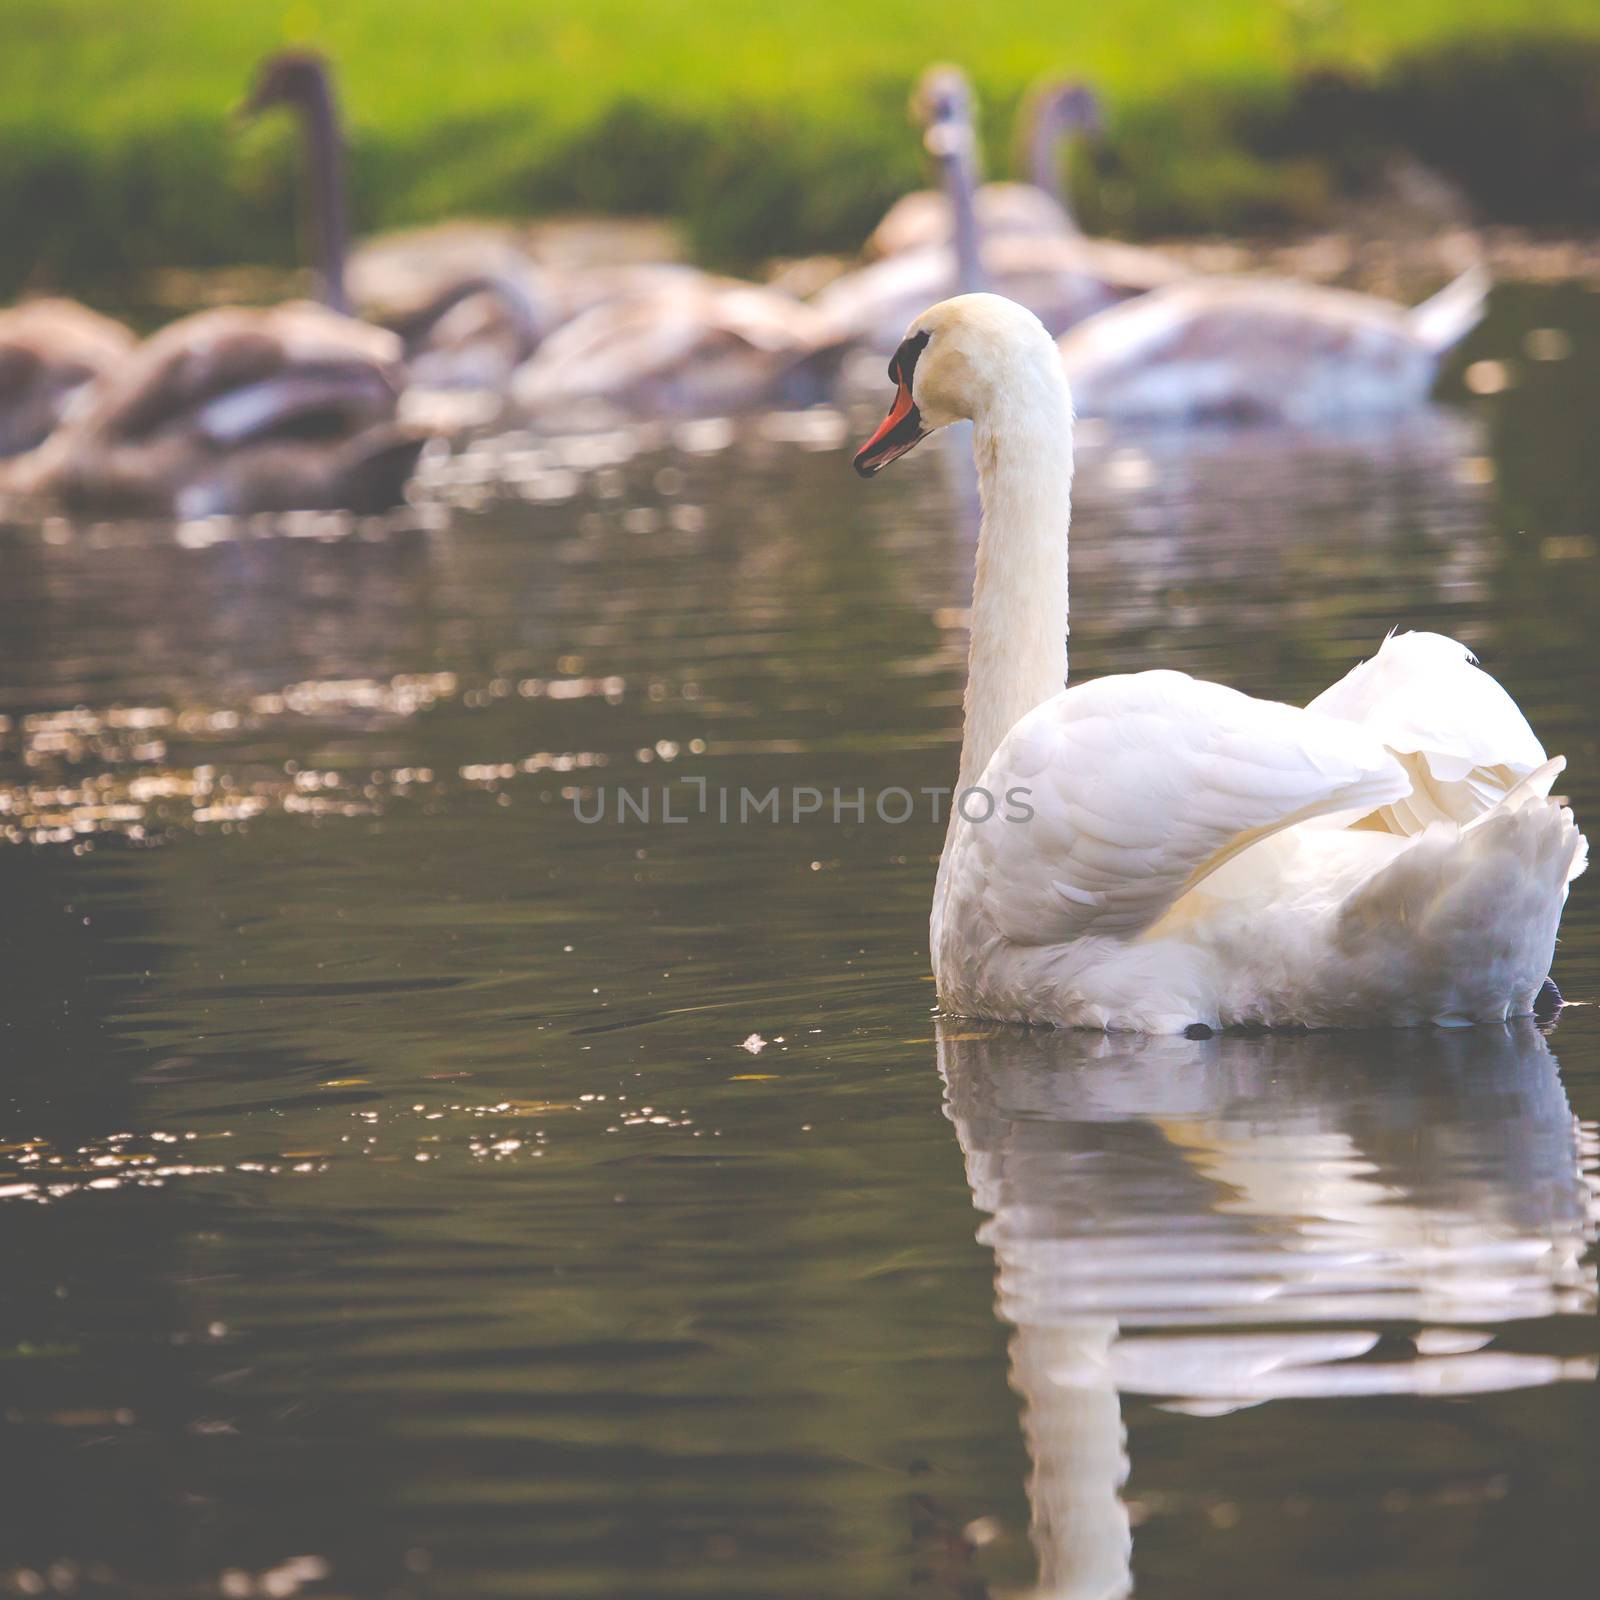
[
  {"left": 1059, "top": 267, "right": 1489, "bottom": 423},
  {"left": 853, "top": 293, "right": 1585, "bottom": 1033}
]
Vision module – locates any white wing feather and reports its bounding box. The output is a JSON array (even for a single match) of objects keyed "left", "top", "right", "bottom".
[
  {"left": 964, "top": 670, "right": 1410, "bottom": 945},
  {"left": 1307, "top": 631, "right": 1550, "bottom": 833}
]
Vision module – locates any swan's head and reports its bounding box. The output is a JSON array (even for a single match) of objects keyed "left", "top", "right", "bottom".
[
  {"left": 1039, "top": 81, "right": 1104, "bottom": 140},
  {"left": 915, "top": 66, "right": 974, "bottom": 132},
  {"left": 1019, "top": 80, "right": 1103, "bottom": 217},
  {"left": 853, "top": 293, "right": 1065, "bottom": 477},
  {"left": 237, "top": 50, "right": 335, "bottom": 123},
  {"left": 915, "top": 65, "right": 976, "bottom": 163}
]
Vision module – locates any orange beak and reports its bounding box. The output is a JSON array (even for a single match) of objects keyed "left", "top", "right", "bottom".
[{"left": 853, "top": 375, "right": 928, "bottom": 477}]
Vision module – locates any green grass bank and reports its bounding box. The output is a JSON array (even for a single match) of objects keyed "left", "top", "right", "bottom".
[{"left": 2, "top": 0, "right": 1599, "bottom": 300}]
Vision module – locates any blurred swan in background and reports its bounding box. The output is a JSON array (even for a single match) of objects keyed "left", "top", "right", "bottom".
[
  {"left": 941, "top": 1018, "right": 1599, "bottom": 1599},
  {"left": 0, "top": 298, "right": 134, "bottom": 457},
  {"left": 346, "top": 220, "right": 704, "bottom": 389},
  {"left": 343, "top": 223, "right": 552, "bottom": 393},
  {"left": 238, "top": 51, "right": 547, "bottom": 391},
  {"left": 1059, "top": 261, "right": 1490, "bottom": 423},
  {"left": 0, "top": 57, "right": 452, "bottom": 517},
  {"left": 513, "top": 274, "right": 845, "bottom": 418},
  {"left": 818, "top": 68, "right": 1184, "bottom": 354},
  {"left": 866, "top": 79, "right": 1103, "bottom": 257},
  {"left": 241, "top": 49, "right": 831, "bottom": 418},
  {"left": 1, "top": 302, "right": 425, "bottom": 517},
  {"left": 854, "top": 295, "right": 1582, "bottom": 1032}
]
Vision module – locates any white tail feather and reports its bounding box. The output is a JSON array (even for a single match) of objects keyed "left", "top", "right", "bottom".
[
  {"left": 1407, "top": 265, "right": 1490, "bottom": 355},
  {"left": 1464, "top": 756, "right": 1565, "bottom": 825}
]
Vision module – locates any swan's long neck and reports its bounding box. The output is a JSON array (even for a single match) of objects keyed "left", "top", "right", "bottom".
[
  {"left": 1027, "top": 102, "right": 1081, "bottom": 235},
  {"left": 948, "top": 144, "right": 985, "bottom": 295},
  {"left": 294, "top": 72, "right": 350, "bottom": 315},
  {"left": 928, "top": 110, "right": 986, "bottom": 295},
  {"left": 958, "top": 368, "right": 1073, "bottom": 793}
]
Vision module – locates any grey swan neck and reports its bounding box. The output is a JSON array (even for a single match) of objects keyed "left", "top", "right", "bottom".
[
  {"left": 944, "top": 134, "right": 986, "bottom": 295},
  {"left": 922, "top": 76, "right": 987, "bottom": 296},
  {"left": 1026, "top": 94, "right": 1082, "bottom": 235},
  {"left": 291, "top": 66, "right": 350, "bottom": 315}
]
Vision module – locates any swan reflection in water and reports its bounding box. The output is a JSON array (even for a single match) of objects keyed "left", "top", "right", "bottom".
[{"left": 939, "top": 1019, "right": 1600, "bottom": 1599}]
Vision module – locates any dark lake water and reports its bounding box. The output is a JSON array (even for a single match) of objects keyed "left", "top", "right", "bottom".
[{"left": 2, "top": 282, "right": 1599, "bottom": 1599}]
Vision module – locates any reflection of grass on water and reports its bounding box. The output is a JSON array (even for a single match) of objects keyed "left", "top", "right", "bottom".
[{"left": 0, "top": 2, "right": 1598, "bottom": 295}]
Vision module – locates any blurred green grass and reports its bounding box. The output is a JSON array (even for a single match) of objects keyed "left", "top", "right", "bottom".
[{"left": 1, "top": 0, "right": 1598, "bottom": 297}]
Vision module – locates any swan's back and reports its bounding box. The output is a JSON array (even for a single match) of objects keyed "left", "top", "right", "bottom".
[
  {"left": 0, "top": 298, "right": 132, "bottom": 374},
  {"left": 817, "top": 232, "right": 1184, "bottom": 352},
  {"left": 3, "top": 303, "right": 423, "bottom": 516},
  {"left": 351, "top": 226, "right": 700, "bottom": 363},
  {"left": 92, "top": 304, "right": 403, "bottom": 439},
  {"left": 936, "top": 638, "right": 1583, "bottom": 1032},
  {"left": 0, "top": 299, "right": 134, "bottom": 456},
  {"left": 868, "top": 183, "right": 1073, "bottom": 257},
  {"left": 514, "top": 278, "right": 836, "bottom": 415},
  {"left": 1060, "top": 273, "right": 1487, "bottom": 422}
]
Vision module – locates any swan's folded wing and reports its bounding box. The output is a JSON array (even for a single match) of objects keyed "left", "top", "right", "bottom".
[
  {"left": 966, "top": 669, "right": 1410, "bottom": 944},
  {"left": 1307, "top": 631, "right": 1550, "bottom": 833}
]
